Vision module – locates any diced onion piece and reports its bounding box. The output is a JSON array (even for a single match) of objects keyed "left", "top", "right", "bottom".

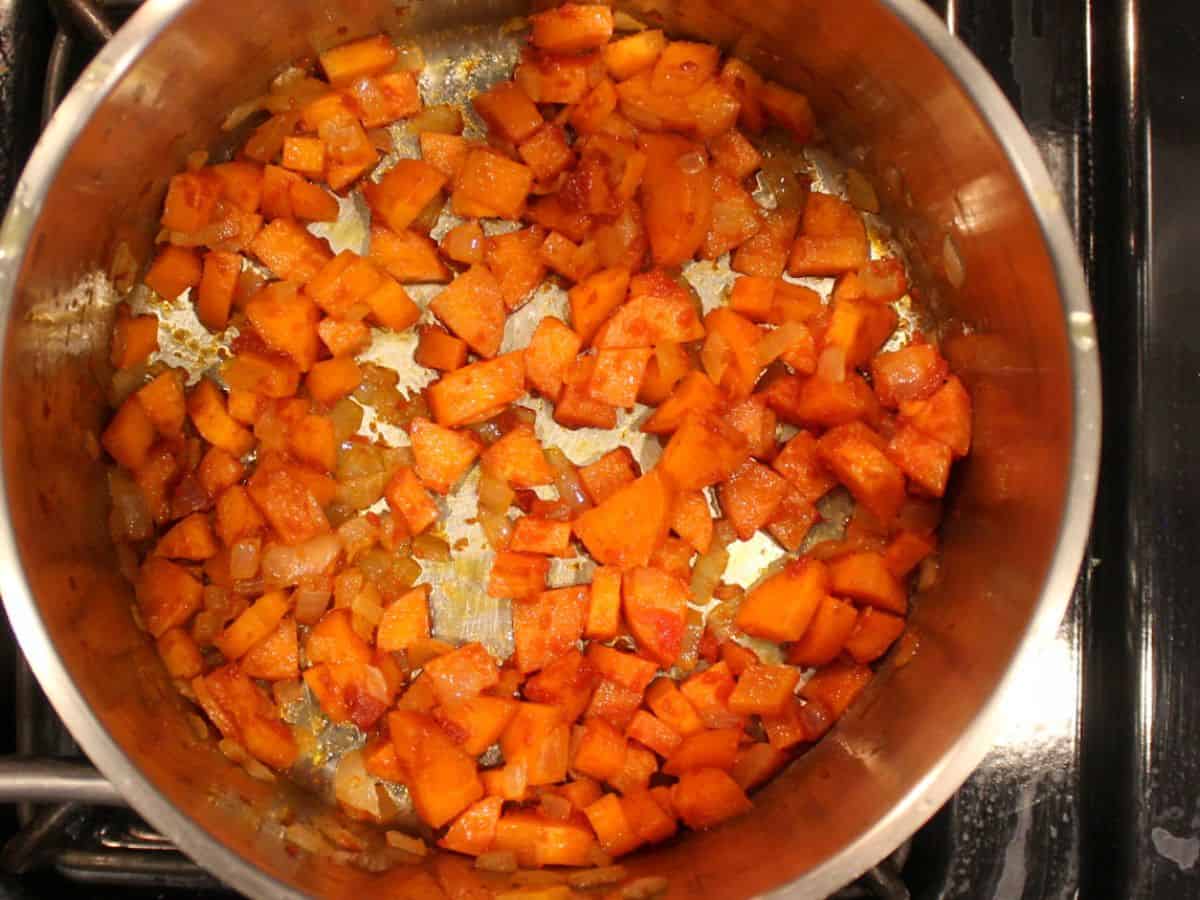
[
  {"left": 760, "top": 153, "right": 807, "bottom": 210},
  {"left": 261, "top": 534, "right": 343, "bottom": 589},
  {"left": 706, "top": 599, "right": 738, "bottom": 642},
  {"left": 222, "top": 95, "right": 268, "bottom": 131},
  {"left": 411, "top": 533, "right": 450, "bottom": 562},
  {"left": 107, "top": 469, "right": 153, "bottom": 543},
  {"left": 285, "top": 823, "right": 332, "bottom": 854},
  {"left": 701, "top": 331, "right": 731, "bottom": 384},
  {"left": 613, "top": 10, "right": 647, "bottom": 31},
  {"left": 330, "top": 399, "right": 364, "bottom": 444},
  {"left": 757, "top": 321, "right": 808, "bottom": 368},
  {"left": 569, "top": 866, "right": 630, "bottom": 888},
  {"left": 677, "top": 150, "right": 707, "bottom": 175},
  {"left": 538, "top": 792, "right": 572, "bottom": 822},
  {"left": 295, "top": 576, "right": 333, "bottom": 625},
  {"left": 478, "top": 470, "right": 515, "bottom": 514},
  {"left": 475, "top": 851, "right": 519, "bottom": 873},
  {"left": 623, "top": 876, "right": 670, "bottom": 899},
  {"left": 816, "top": 344, "right": 846, "bottom": 383},
  {"left": 846, "top": 168, "right": 880, "bottom": 214},
  {"left": 479, "top": 509, "right": 514, "bottom": 551},
  {"left": 229, "top": 536, "right": 262, "bottom": 580},
  {"left": 545, "top": 448, "right": 591, "bottom": 513},
  {"left": 689, "top": 542, "right": 728, "bottom": 607},
  {"left": 336, "top": 750, "right": 385, "bottom": 820},
  {"left": 405, "top": 104, "right": 464, "bottom": 135},
  {"left": 337, "top": 515, "right": 378, "bottom": 561},
  {"left": 385, "top": 831, "right": 429, "bottom": 856}
]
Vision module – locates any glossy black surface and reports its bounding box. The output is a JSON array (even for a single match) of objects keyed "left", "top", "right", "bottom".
[{"left": 0, "top": 0, "right": 1195, "bottom": 897}]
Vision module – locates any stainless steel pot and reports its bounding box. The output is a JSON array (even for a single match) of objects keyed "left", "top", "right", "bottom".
[{"left": 0, "top": 0, "right": 1100, "bottom": 896}]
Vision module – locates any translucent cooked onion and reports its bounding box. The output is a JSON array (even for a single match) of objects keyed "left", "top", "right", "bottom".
[
  {"left": 545, "top": 448, "right": 591, "bottom": 513},
  {"left": 689, "top": 542, "right": 729, "bottom": 607},
  {"left": 229, "top": 536, "right": 262, "bottom": 581},
  {"left": 676, "top": 150, "right": 707, "bottom": 175},
  {"left": 337, "top": 515, "right": 378, "bottom": 561},
  {"left": 412, "top": 533, "right": 450, "bottom": 562},
  {"left": 757, "top": 321, "right": 809, "bottom": 368},
  {"left": 816, "top": 344, "right": 847, "bottom": 383},
  {"left": 478, "top": 470, "right": 515, "bottom": 514},
  {"left": 479, "top": 508, "right": 514, "bottom": 551},
  {"left": 221, "top": 95, "right": 268, "bottom": 131},
  {"left": 701, "top": 331, "right": 731, "bottom": 385},
  {"left": 107, "top": 469, "right": 152, "bottom": 543},
  {"left": 335, "top": 473, "right": 389, "bottom": 511},
  {"left": 264, "top": 76, "right": 328, "bottom": 113},
  {"left": 352, "top": 582, "right": 385, "bottom": 627},
  {"left": 405, "top": 104, "right": 464, "bottom": 136},
  {"left": 261, "top": 534, "right": 342, "bottom": 588},
  {"left": 294, "top": 577, "right": 333, "bottom": 625},
  {"left": 706, "top": 599, "right": 738, "bottom": 642},
  {"left": 330, "top": 399, "right": 364, "bottom": 443},
  {"left": 475, "top": 850, "right": 518, "bottom": 873},
  {"left": 759, "top": 153, "right": 807, "bottom": 210}
]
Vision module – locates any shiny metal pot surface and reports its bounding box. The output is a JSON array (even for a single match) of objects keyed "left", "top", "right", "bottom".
[{"left": 0, "top": 0, "right": 1099, "bottom": 896}]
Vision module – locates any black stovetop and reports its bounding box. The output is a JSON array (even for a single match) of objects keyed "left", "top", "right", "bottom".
[{"left": 0, "top": 1, "right": 1193, "bottom": 898}]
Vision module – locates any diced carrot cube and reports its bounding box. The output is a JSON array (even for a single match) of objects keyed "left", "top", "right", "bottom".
[
  {"left": 828, "top": 550, "right": 908, "bottom": 614},
  {"left": 415, "top": 325, "right": 468, "bottom": 372},
  {"left": 243, "top": 110, "right": 300, "bottom": 163},
  {"left": 525, "top": 191, "right": 593, "bottom": 242},
  {"left": 871, "top": 344, "right": 949, "bottom": 408},
  {"left": 317, "top": 317, "right": 371, "bottom": 358},
  {"left": 188, "top": 379, "right": 253, "bottom": 456},
  {"left": 732, "top": 207, "right": 800, "bottom": 278},
  {"left": 823, "top": 294, "right": 898, "bottom": 373},
  {"left": 364, "top": 276, "right": 421, "bottom": 332},
  {"left": 587, "top": 347, "right": 651, "bottom": 408},
  {"left": 651, "top": 41, "right": 719, "bottom": 96},
  {"left": 520, "top": 318, "right": 581, "bottom": 400},
  {"left": 484, "top": 226, "right": 547, "bottom": 310},
  {"left": 291, "top": 178, "right": 340, "bottom": 221},
  {"left": 771, "top": 430, "right": 837, "bottom": 503},
  {"left": 788, "top": 193, "right": 868, "bottom": 277},
  {"left": 214, "top": 590, "right": 290, "bottom": 660},
  {"left": 136, "top": 556, "right": 203, "bottom": 637},
  {"left": 306, "top": 250, "right": 381, "bottom": 319},
  {"left": 586, "top": 644, "right": 658, "bottom": 695},
  {"left": 817, "top": 423, "right": 907, "bottom": 524},
  {"left": 608, "top": 742, "right": 658, "bottom": 797},
  {"left": 306, "top": 608, "right": 372, "bottom": 665},
  {"left": 423, "top": 642, "right": 500, "bottom": 706},
  {"left": 439, "top": 220, "right": 485, "bottom": 265},
  {"left": 884, "top": 530, "right": 936, "bottom": 578},
  {"left": 760, "top": 698, "right": 815, "bottom": 749},
  {"left": 247, "top": 217, "right": 332, "bottom": 282},
  {"left": 717, "top": 459, "right": 789, "bottom": 541},
  {"left": 572, "top": 717, "right": 629, "bottom": 782},
  {"left": 306, "top": 356, "right": 362, "bottom": 408},
  {"left": 409, "top": 416, "right": 480, "bottom": 494},
  {"left": 245, "top": 282, "right": 320, "bottom": 371},
  {"left": 724, "top": 396, "right": 776, "bottom": 460},
  {"left": 593, "top": 286, "right": 705, "bottom": 351},
  {"left": 645, "top": 677, "right": 704, "bottom": 737},
  {"left": 429, "top": 265, "right": 506, "bottom": 358},
  {"left": 844, "top": 607, "right": 906, "bottom": 663},
  {"left": 583, "top": 792, "right": 640, "bottom": 857},
  {"left": 281, "top": 136, "right": 326, "bottom": 178},
  {"left": 524, "top": 648, "right": 598, "bottom": 723},
  {"left": 640, "top": 371, "right": 726, "bottom": 435},
  {"left": 110, "top": 306, "right": 158, "bottom": 370},
  {"left": 214, "top": 484, "right": 264, "bottom": 546},
  {"left": 388, "top": 710, "right": 484, "bottom": 828},
  {"left": 376, "top": 585, "right": 431, "bottom": 652},
  {"left": 286, "top": 413, "right": 336, "bottom": 472},
  {"left": 419, "top": 131, "right": 469, "bottom": 182},
  {"left": 223, "top": 352, "right": 300, "bottom": 402},
  {"left": 134, "top": 370, "right": 186, "bottom": 439},
  {"left": 516, "top": 47, "right": 604, "bottom": 104},
  {"left": 365, "top": 159, "right": 447, "bottom": 232},
  {"left": 198, "top": 664, "right": 297, "bottom": 770},
  {"left": 197, "top": 446, "right": 244, "bottom": 498},
  {"left": 161, "top": 170, "right": 219, "bottom": 232},
  {"left": 384, "top": 466, "right": 439, "bottom": 534},
  {"left": 585, "top": 566, "right": 622, "bottom": 640},
  {"left": 319, "top": 34, "right": 397, "bottom": 86},
  {"left": 731, "top": 742, "right": 789, "bottom": 793},
  {"left": 672, "top": 768, "right": 752, "bottom": 829},
  {"left": 144, "top": 245, "right": 201, "bottom": 300},
  {"left": 623, "top": 789, "right": 677, "bottom": 845},
  {"left": 439, "top": 796, "right": 503, "bottom": 856},
  {"left": 735, "top": 558, "right": 827, "bottom": 642},
  {"left": 559, "top": 776, "right": 604, "bottom": 812},
  {"left": 900, "top": 374, "right": 972, "bottom": 457},
  {"left": 800, "top": 658, "right": 873, "bottom": 719},
  {"left": 566, "top": 268, "right": 628, "bottom": 346},
  {"left": 452, "top": 149, "right": 533, "bottom": 220},
  {"left": 658, "top": 412, "right": 749, "bottom": 492},
  {"left": 887, "top": 423, "right": 953, "bottom": 496},
  {"left": 626, "top": 710, "right": 682, "bottom": 758},
  {"left": 555, "top": 356, "right": 617, "bottom": 430},
  {"left": 622, "top": 566, "right": 688, "bottom": 666},
  {"left": 669, "top": 490, "right": 713, "bottom": 555},
  {"left": 156, "top": 627, "right": 205, "bottom": 680},
  {"left": 709, "top": 129, "right": 762, "bottom": 180},
  {"left": 763, "top": 372, "right": 881, "bottom": 429},
  {"left": 585, "top": 678, "right": 643, "bottom": 731},
  {"left": 488, "top": 550, "right": 549, "bottom": 599},
  {"left": 530, "top": 3, "right": 614, "bottom": 52},
  {"left": 540, "top": 230, "right": 601, "bottom": 283},
  {"left": 639, "top": 132, "right": 713, "bottom": 267},
  {"left": 369, "top": 224, "right": 451, "bottom": 283},
  {"left": 663, "top": 727, "right": 739, "bottom": 776},
  {"left": 435, "top": 695, "right": 519, "bottom": 756},
  {"left": 208, "top": 160, "right": 263, "bottom": 216},
  {"left": 518, "top": 123, "right": 575, "bottom": 182},
  {"left": 154, "top": 512, "right": 218, "bottom": 560},
  {"left": 428, "top": 352, "right": 526, "bottom": 427},
  {"left": 572, "top": 470, "right": 673, "bottom": 569},
  {"left": 728, "top": 664, "right": 801, "bottom": 717},
  {"left": 760, "top": 81, "right": 815, "bottom": 141},
  {"left": 501, "top": 702, "right": 570, "bottom": 786},
  {"left": 480, "top": 423, "right": 555, "bottom": 489},
  {"left": 702, "top": 307, "right": 764, "bottom": 399},
  {"left": 492, "top": 810, "right": 596, "bottom": 867},
  {"left": 509, "top": 517, "right": 572, "bottom": 556},
  {"left": 195, "top": 250, "right": 240, "bottom": 332},
  {"left": 246, "top": 464, "right": 330, "bottom": 544},
  {"left": 701, "top": 172, "right": 762, "bottom": 260},
  {"left": 512, "top": 584, "right": 589, "bottom": 675},
  {"left": 473, "top": 80, "right": 543, "bottom": 143},
  {"left": 577, "top": 447, "right": 638, "bottom": 506},
  {"left": 603, "top": 29, "right": 666, "bottom": 80},
  {"left": 348, "top": 71, "right": 421, "bottom": 128}
]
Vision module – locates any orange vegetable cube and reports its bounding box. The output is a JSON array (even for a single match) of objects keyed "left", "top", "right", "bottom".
[
  {"left": 306, "top": 356, "right": 362, "bottom": 408},
  {"left": 640, "top": 371, "right": 726, "bottom": 435},
  {"left": 787, "top": 595, "right": 858, "bottom": 667},
  {"left": 788, "top": 193, "right": 868, "bottom": 277},
  {"left": 603, "top": 29, "right": 666, "bottom": 80},
  {"left": 347, "top": 71, "right": 421, "bottom": 128},
  {"left": 246, "top": 465, "right": 329, "bottom": 544},
  {"left": 135, "top": 370, "right": 186, "bottom": 438},
  {"left": 319, "top": 34, "right": 397, "bottom": 86},
  {"left": 452, "top": 149, "right": 533, "bottom": 220},
  {"left": 487, "top": 550, "right": 549, "bottom": 599},
  {"left": 156, "top": 627, "right": 204, "bottom": 680},
  {"left": 763, "top": 372, "right": 881, "bottom": 430},
  {"left": 559, "top": 776, "right": 604, "bottom": 812},
  {"left": 728, "top": 664, "right": 801, "bottom": 717},
  {"left": 725, "top": 396, "right": 777, "bottom": 460},
  {"left": 419, "top": 131, "right": 469, "bottom": 181},
  {"left": 196, "top": 250, "right": 241, "bottom": 332},
  {"left": 369, "top": 224, "right": 451, "bottom": 283},
  {"left": 247, "top": 217, "right": 332, "bottom": 282},
  {"left": 415, "top": 324, "right": 468, "bottom": 372},
  {"left": 306, "top": 608, "right": 372, "bottom": 665},
  {"left": 480, "top": 423, "right": 555, "bottom": 488},
  {"left": 523, "top": 649, "right": 598, "bottom": 723},
  {"left": 669, "top": 490, "right": 713, "bottom": 555},
  {"left": 509, "top": 517, "right": 572, "bottom": 556},
  {"left": 188, "top": 379, "right": 253, "bottom": 456},
  {"left": 626, "top": 710, "right": 682, "bottom": 758},
  {"left": 887, "top": 423, "right": 953, "bottom": 496},
  {"left": 223, "top": 352, "right": 301, "bottom": 401},
  {"left": 870, "top": 344, "right": 949, "bottom": 408},
  {"left": 492, "top": 810, "right": 596, "bottom": 867},
  {"left": 540, "top": 230, "right": 601, "bottom": 283},
  {"left": 524, "top": 317, "right": 582, "bottom": 398},
  {"left": 439, "top": 220, "right": 485, "bottom": 265},
  {"left": 828, "top": 550, "right": 908, "bottom": 614},
  {"left": 197, "top": 446, "right": 245, "bottom": 497},
  {"left": 214, "top": 590, "right": 290, "bottom": 660},
  {"left": 585, "top": 678, "right": 643, "bottom": 731},
  {"left": 899, "top": 374, "right": 972, "bottom": 457},
  {"left": 572, "top": 470, "right": 673, "bottom": 569},
  {"left": 317, "top": 317, "right": 371, "bottom": 358},
  {"left": 161, "top": 170, "right": 219, "bottom": 233},
  {"left": 518, "top": 123, "right": 575, "bottom": 182},
  {"left": 214, "top": 485, "right": 264, "bottom": 546},
  {"left": 637, "top": 341, "right": 692, "bottom": 406},
  {"left": 136, "top": 557, "right": 203, "bottom": 637},
  {"left": 772, "top": 430, "right": 837, "bottom": 503},
  {"left": 572, "top": 717, "right": 629, "bottom": 782},
  {"left": 760, "top": 81, "right": 815, "bottom": 141},
  {"left": 384, "top": 466, "right": 438, "bottom": 534},
  {"left": 281, "top": 136, "right": 326, "bottom": 178},
  {"left": 800, "top": 658, "right": 873, "bottom": 719},
  {"left": 512, "top": 585, "right": 588, "bottom": 674},
  {"left": 484, "top": 226, "right": 547, "bottom": 309},
  {"left": 428, "top": 352, "right": 526, "bottom": 427},
  {"left": 473, "top": 80, "right": 543, "bottom": 143},
  {"left": 639, "top": 133, "right": 713, "bottom": 267},
  {"left": 732, "top": 207, "right": 800, "bottom": 278},
  {"left": 154, "top": 512, "right": 218, "bottom": 560},
  {"left": 884, "top": 530, "right": 936, "bottom": 578},
  {"left": 429, "top": 265, "right": 506, "bottom": 358},
  {"left": 240, "top": 617, "right": 299, "bottom": 681},
  {"left": 702, "top": 172, "right": 763, "bottom": 259},
  {"left": 583, "top": 792, "right": 640, "bottom": 857},
  {"left": 365, "top": 159, "right": 447, "bottom": 232},
  {"left": 144, "top": 244, "right": 201, "bottom": 300},
  {"left": 290, "top": 178, "right": 340, "bottom": 221},
  {"left": 718, "top": 459, "right": 790, "bottom": 540},
  {"left": 198, "top": 665, "right": 297, "bottom": 770},
  {"left": 409, "top": 417, "right": 480, "bottom": 494},
  {"left": 823, "top": 294, "right": 898, "bottom": 373},
  {"left": 817, "top": 423, "right": 907, "bottom": 524},
  {"left": 622, "top": 566, "right": 688, "bottom": 666},
  {"left": 588, "top": 347, "right": 651, "bottom": 408},
  {"left": 672, "top": 768, "right": 752, "bottom": 830},
  {"left": 645, "top": 677, "right": 704, "bottom": 737},
  {"left": 844, "top": 607, "right": 906, "bottom": 663},
  {"left": 568, "top": 268, "right": 630, "bottom": 346},
  {"left": 702, "top": 307, "right": 764, "bottom": 399},
  {"left": 735, "top": 558, "right": 827, "bottom": 642},
  {"left": 516, "top": 48, "right": 604, "bottom": 104},
  {"left": 435, "top": 695, "right": 519, "bottom": 756},
  {"left": 364, "top": 276, "right": 421, "bottom": 332},
  {"left": 578, "top": 447, "right": 638, "bottom": 506},
  {"left": 110, "top": 306, "right": 158, "bottom": 370},
  {"left": 423, "top": 642, "right": 500, "bottom": 706},
  {"left": 388, "top": 710, "right": 484, "bottom": 828},
  {"left": 245, "top": 282, "right": 320, "bottom": 371},
  {"left": 287, "top": 413, "right": 336, "bottom": 472},
  {"left": 585, "top": 566, "right": 623, "bottom": 640},
  {"left": 525, "top": 191, "right": 594, "bottom": 242},
  {"left": 710, "top": 129, "right": 763, "bottom": 180},
  {"left": 731, "top": 742, "right": 789, "bottom": 793},
  {"left": 376, "top": 585, "right": 431, "bottom": 652},
  {"left": 530, "top": 3, "right": 614, "bottom": 52},
  {"left": 623, "top": 789, "right": 677, "bottom": 845},
  {"left": 439, "top": 796, "right": 503, "bottom": 856},
  {"left": 501, "top": 703, "right": 570, "bottom": 786},
  {"left": 658, "top": 412, "right": 749, "bottom": 492},
  {"left": 586, "top": 644, "right": 659, "bottom": 694},
  {"left": 663, "top": 727, "right": 740, "bottom": 776},
  {"left": 306, "top": 250, "right": 382, "bottom": 319},
  {"left": 651, "top": 41, "right": 720, "bottom": 96},
  {"left": 555, "top": 356, "right": 617, "bottom": 430}
]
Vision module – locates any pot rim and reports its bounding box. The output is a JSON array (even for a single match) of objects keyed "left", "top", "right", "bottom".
[{"left": 0, "top": 1, "right": 1101, "bottom": 897}]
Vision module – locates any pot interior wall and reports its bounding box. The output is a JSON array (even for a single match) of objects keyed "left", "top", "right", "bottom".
[{"left": 0, "top": 0, "right": 1076, "bottom": 896}]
